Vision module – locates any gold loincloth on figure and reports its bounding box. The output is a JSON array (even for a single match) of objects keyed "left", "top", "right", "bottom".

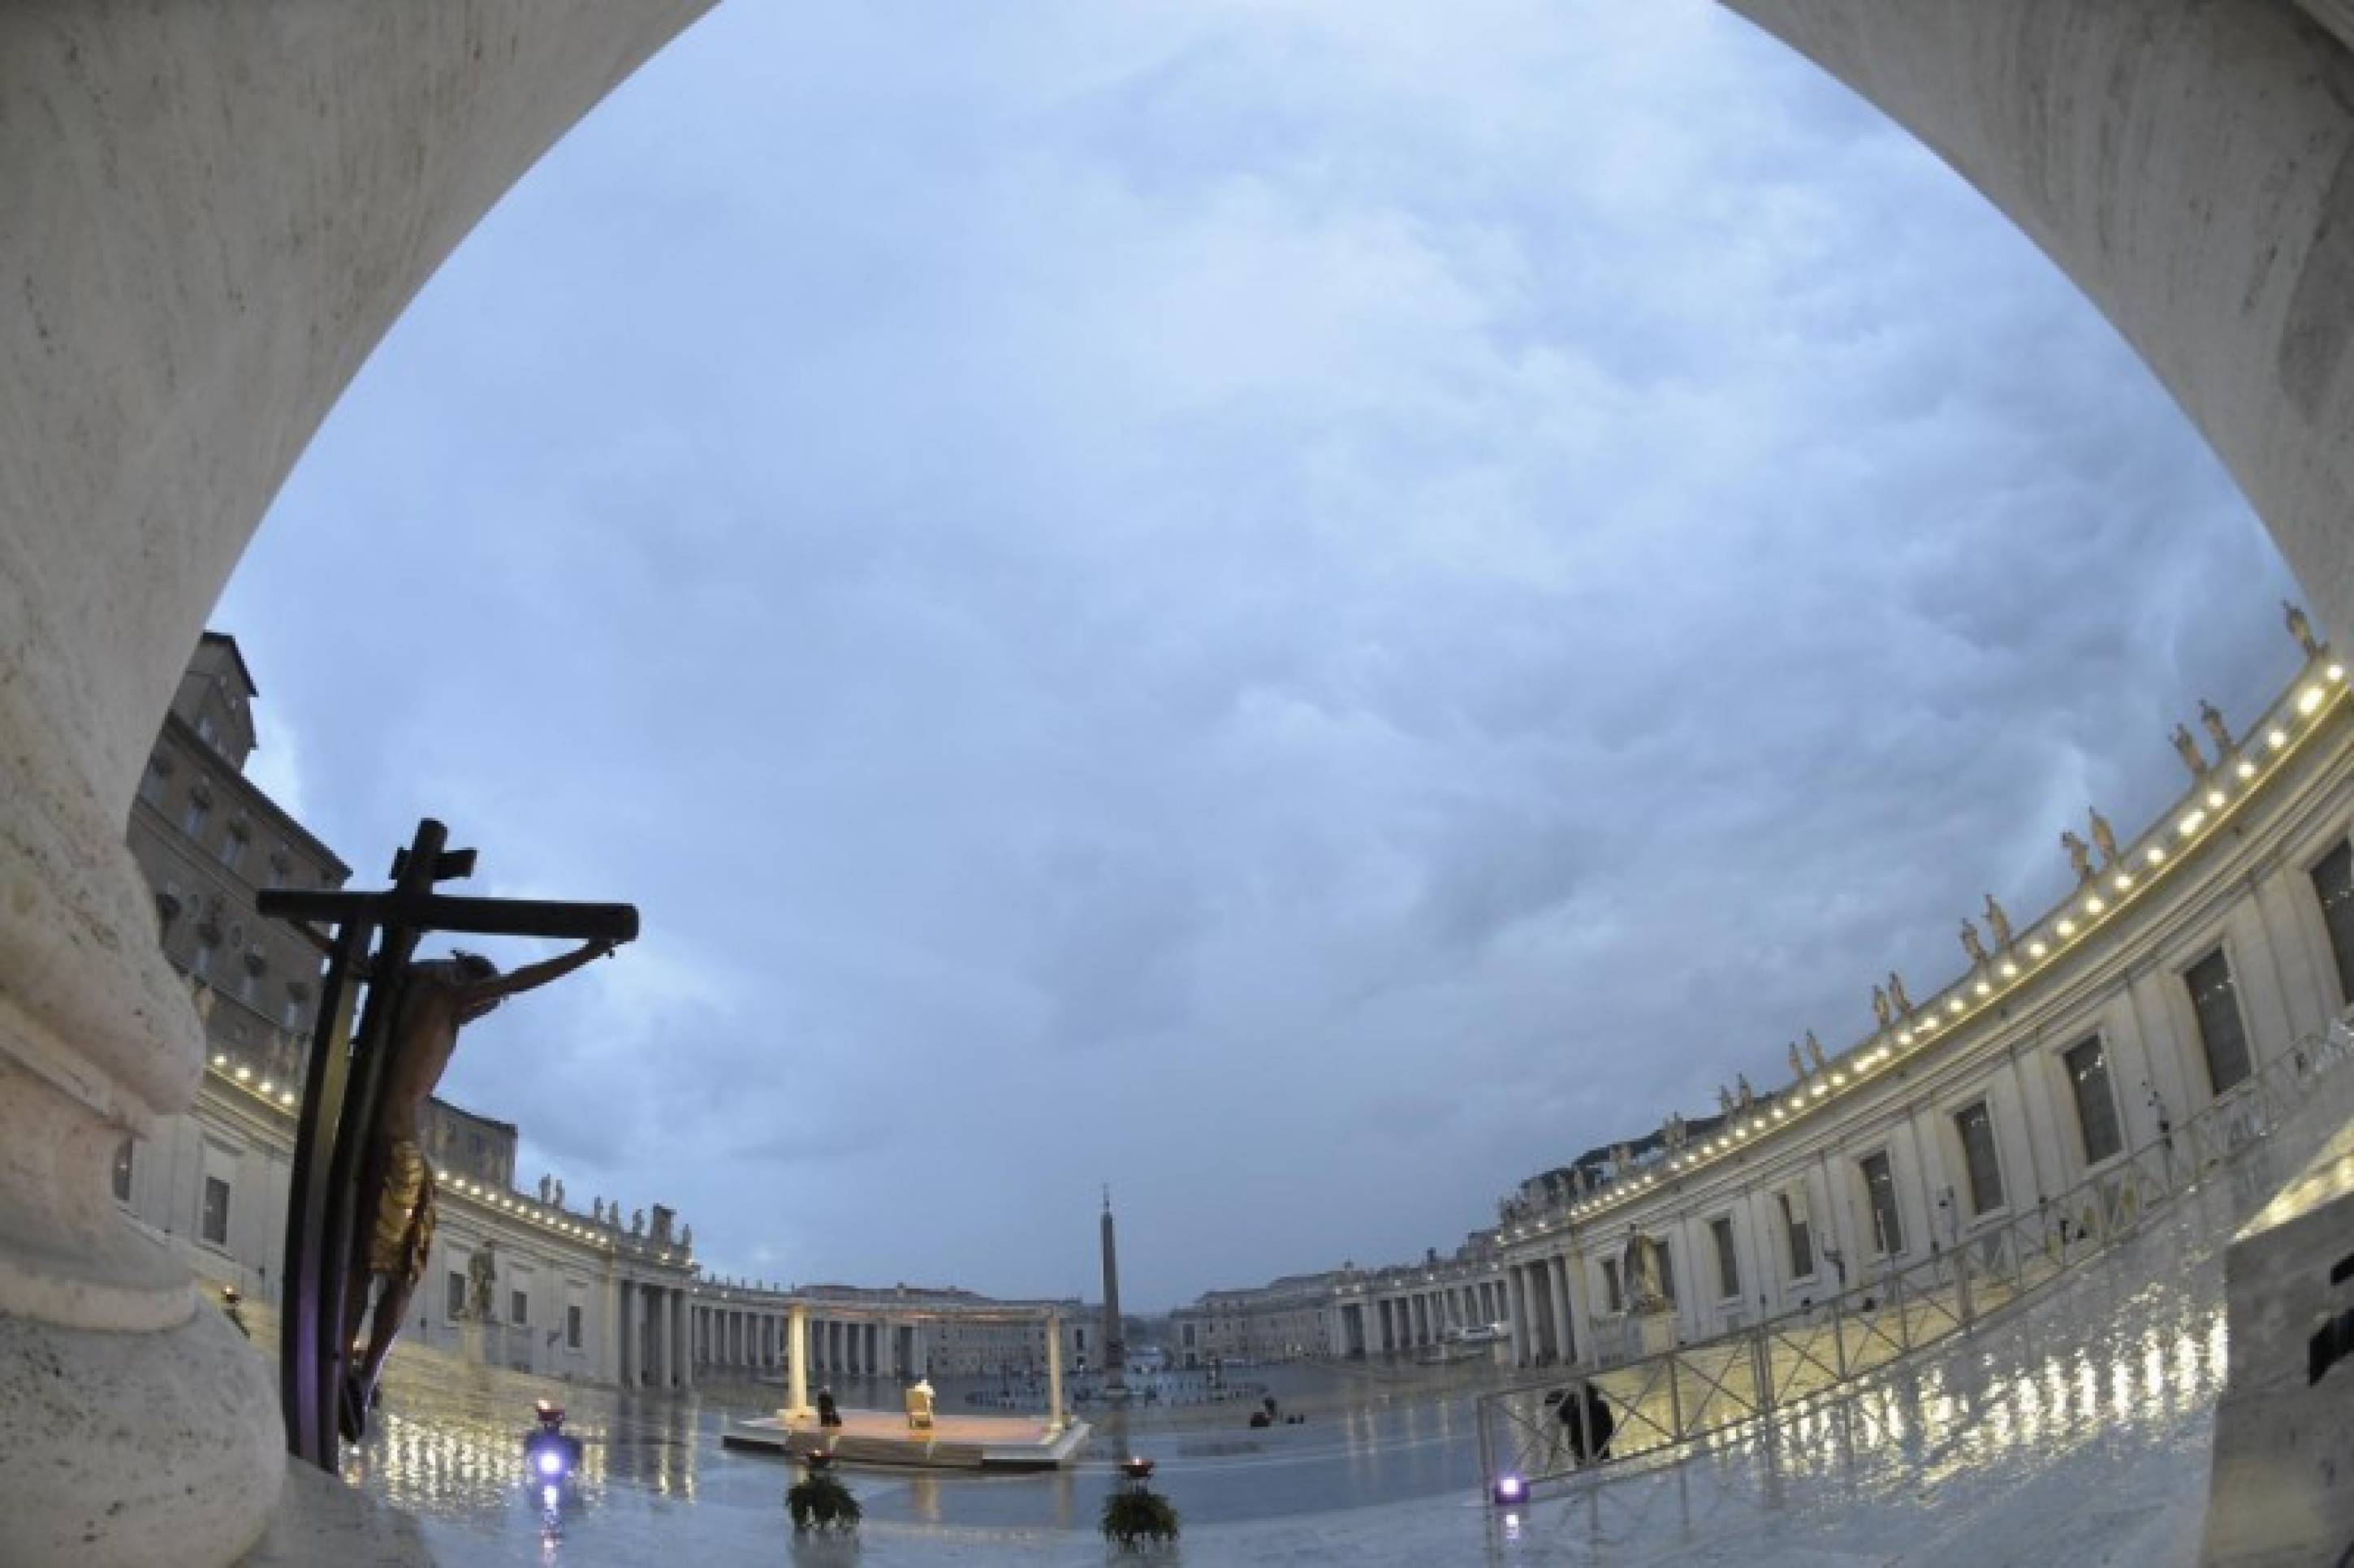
[{"left": 367, "top": 1138, "right": 437, "bottom": 1288}]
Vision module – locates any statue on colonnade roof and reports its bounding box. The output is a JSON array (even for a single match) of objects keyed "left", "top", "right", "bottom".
[
  {"left": 2287, "top": 600, "right": 2322, "bottom": 659},
  {"left": 1983, "top": 893, "right": 2013, "bottom": 950},
  {"left": 2172, "top": 724, "right": 2208, "bottom": 780}
]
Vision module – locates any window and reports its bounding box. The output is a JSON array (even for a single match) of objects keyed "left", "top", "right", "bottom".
[
  {"left": 1860, "top": 1151, "right": 1904, "bottom": 1255},
  {"left": 567, "top": 1304, "right": 584, "bottom": 1350},
  {"left": 282, "top": 994, "right": 304, "bottom": 1031},
  {"left": 2062, "top": 1037, "right": 2123, "bottom": 1164},
  {"left": 1710, "top": 1217, "right": 1740, "bottom": 1300},
  {"left": 1954, "top": 1101, "right": 2006, "bottom": 1216},
  {"left": 236, "top": 970, "right": 257, "bottom": 1006},
  {"left": 111, "top": 1140, "right": 134, "bottom": 1203},
  {"left": 200, "top": 1175, "right": 231, "bottom": 1246},
  {"left": 511, "top": 1289, "right": 529, "bottom": 1326},
  {"left": 1600, "top": 1257, "right": 1624, "bottom": 1313},
  {"left": 138, "top": 758, "right": 167, "bottom": 806},
  {"left": 197, "top": 712, "right": 218, "bottom": 746},
  {"left": 2315, "top": 842, "right": 2354, "bottom": 1004},
  {"left": 2184, "top": 948, "right": 2253, "bottom": 1093},
  {"left": 447, "top": 1272, "right": 467, "bottom": 1320},
  {"left": 215, "top": 832, "right": 243, "bottom": 872},
  {"left": 191, "top": 940, "right": 214, "bottom": 980},
  {"left": 1778, "top": 1190, "right": 1815, "bottom": 1279},
  {"left": 181, "top": 797, "right": 210, "bottom": 838}
]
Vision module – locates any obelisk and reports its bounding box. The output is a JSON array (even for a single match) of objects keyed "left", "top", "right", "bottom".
[{"left": 1100, "top": 1187, "right": 1128, "bottom": 1397}]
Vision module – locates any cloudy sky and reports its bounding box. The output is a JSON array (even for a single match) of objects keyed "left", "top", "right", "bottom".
[{"left": 216, "top": 1, "right": 2300, "bottom": 1310}]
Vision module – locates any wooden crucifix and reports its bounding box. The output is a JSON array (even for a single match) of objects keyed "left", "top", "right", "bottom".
[{"left": 260, "top": 817, "right": 637, "bottom": 1471}]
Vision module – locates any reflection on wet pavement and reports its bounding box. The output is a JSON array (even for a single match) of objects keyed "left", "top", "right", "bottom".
[{"left": 361, "top": 1130, "right": 2301, "bottom": 1564}]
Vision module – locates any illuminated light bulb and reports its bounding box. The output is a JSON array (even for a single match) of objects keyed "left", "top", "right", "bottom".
[
  {"left": 1948, "top": 997, "right": 1965, "bottom": 1014},
  {"left": 2113, "top": 873, "right": 2132, "bottom": 892},
  {"left": 1737, "top": 1126, "right": 1751, "bottom": 1139},
  {"left": 2000, "top": 961, "right": 2019, "bottom": 978},
  {"left": 2304, "top": 685, "right": 2329, "bottom": 714},
  {"left": 279, "top": 1091, "right": 296, "bottom": 1106},
  {"left": 1918, "top": 1017, "right": 1936, "bottom": 1032},
  {"left": 1898, "top": 1030, "right": 1914, "bottom": 1044},
  {"left": 2028, "top": 940, "right": 2048, "bottom": 958},
  {"left": 2331, "top": 664, "right": 2345, "bottom": 681},
  {"left": 2145, "top": 846, "right": 2164, "bottom": 866},
  {"left": 1772, "top": 1108, "right": 1786, "bottom": 1121},
  {"left": 1974, "top": 980, "right": 1991, "bottom": 996},
  {"left": 2235, "top": 759, "right": 2256, "bottom": 780},
  {"left": 2205, "top": 789, "right": 2227, "bottom": 810},
  {"left": 2084, "top": 896, "right": 2105, "bottom": 915},
  {"left": 234, "top": 1066, "right": 251, "bottom": 1082},
  {"left": 258, "top": 1079, "right": 274, "bottom": 1095},
  {"left": 2179, "top": 811, "right": 2205, "bottom": 836},
  {"left": 1811, "top": 1082, "right": 1828, "bottom": 1099},
  {"left": 2270, "top": 728, "right": 2289, "bottom": 749},
  {"left": 2057, "top": 919, "right": 2077, "bottom": 937},
  {"left": 211, "top": 1053, "right": 227, "bottom": 1067}
]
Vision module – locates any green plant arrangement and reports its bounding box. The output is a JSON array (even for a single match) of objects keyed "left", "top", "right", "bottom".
[
  {"left": 787, "top": 1451, "right": 863, "bottom": 1532},
  {"left": 1100, "top": 1458, "right": 1180, "bottom": 1549}
]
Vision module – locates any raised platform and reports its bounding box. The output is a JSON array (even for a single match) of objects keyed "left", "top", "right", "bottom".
[{"left": 721, "top": 1408, "right": 1091, "bottom": 1471}]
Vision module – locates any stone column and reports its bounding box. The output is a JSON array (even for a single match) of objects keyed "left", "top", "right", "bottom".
[
  {"left": 655, "top": 1288, "right": 673, "bottom": 1389},
  {"left": 624, "top": 1281, "right": 643, "bottom": 1386},
  {"left": 1548, "top": 1255, "right": 1576, "bottom": 1365},
  {"left": 676, "top": 1291, "right": 692, "bottom": 1392},
  {"left": 1045, "top": 1313, "right": 1065, "bottom": 1436},
  {"left": 1507, "top": 1267, "right": 1531, "bottom": 1366},
  {"left": 786, "top": 1304, "right": 810, "bottom": 1419}
]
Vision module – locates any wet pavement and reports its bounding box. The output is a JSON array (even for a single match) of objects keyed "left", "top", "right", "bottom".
[{"left": 343, "top": 1096, "right": 2337, "bottom": 1564}]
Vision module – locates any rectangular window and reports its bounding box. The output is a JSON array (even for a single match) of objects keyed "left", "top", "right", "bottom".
[
  {"left": 2314, "top": 842, "right": 2354, "bottom": 1005},
  {"left": 1601, "top": 1257, "right": 1624, "bottom": 1313},
  {"left": 1954, "top": 1100, "right": 2006, "bottom": 1216},
  {"left": 1710, "top": 1216, "right": 1740, "bottom": 1300},
  {"left": 2062, "top": 1037, "right": 2123, "bottom": 1164},
  {"left": 447, "top": 1272, "right": 467, "bottom": 1320},
  {"left": 181, "top": 798, "right": 210, "bottom": 838},
  {"left": 200, "top": 1175, "right": 231, "bottom": 1246},
  {"left": 138, "top": 758, "right": 167, "bottom": 806},
  {"left": 568, "top": 1304, "right": 584, "bottom": 1350},
  {"left": 1860, "top": 1151, "right": 1904, "bottom": 1255},
  {"left": 111, "top": 1140, "right": 134, "bottom": 1204},
  {"left": 1778, "top": 1191, "right": 1815, "bottom": 1279},
  {"left": 511, "top": 1289, "right": 529, "bottom": 1326},
  {"left": 191, "top": 941, "right": 214, "bottom": 980},
  {"left": 215, "top": 833, "right": 242, "bottom": 872},
  {"left": 2184, "top": 948, "right": 2253, "bottom": 1093},
  {"left": 281, "top": 995, "right": 303, "bottom": 1031}
]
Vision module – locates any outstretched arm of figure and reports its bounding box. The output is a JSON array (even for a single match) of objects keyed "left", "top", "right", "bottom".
[{"left": 464, "top": 937, "right": 619, "bottom": 1005}]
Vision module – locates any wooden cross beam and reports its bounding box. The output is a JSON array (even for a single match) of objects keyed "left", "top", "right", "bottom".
[{"left": 261, "top": 818, "right": 636, "bottom": 1469}]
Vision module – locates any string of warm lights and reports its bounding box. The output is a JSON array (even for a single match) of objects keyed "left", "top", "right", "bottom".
[
  {"left": 1514, "top": 659, "right": 2350, "bottom": 1240},
  {"left": 195, "top": 1052, "right": 686, "bottom": 1261}
]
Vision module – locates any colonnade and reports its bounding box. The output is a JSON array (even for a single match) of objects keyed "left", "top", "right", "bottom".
[
  {"left": 693, "top": 1299, "right": 787, "bottom": 1375},
  {"left": 614, "top": 1277, "right": 693, "bottom": 1391},
  {"left": 1353, "top": 1276, "right": 1510, "bottom": 1356},
  {"left": 1501, "top": 1253, "right": 1583, "bottom": 1367}
]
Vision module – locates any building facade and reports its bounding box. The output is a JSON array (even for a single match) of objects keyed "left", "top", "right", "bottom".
[{"left": 1492, "top": 644, "right": 2354, "bottom": 1371}]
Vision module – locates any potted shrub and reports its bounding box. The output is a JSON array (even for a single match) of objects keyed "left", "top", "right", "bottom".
[
  {"left": 787, "top": 1449, "right": 862, "bottom": 1533},
  {"left": 1101, "top": 1456, "right": 1179, "bottom": 1549}
]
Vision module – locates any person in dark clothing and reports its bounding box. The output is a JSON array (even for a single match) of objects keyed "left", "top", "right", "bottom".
[
  {"left": 816, "top": 1387, "right": 842, "bottom": 1428},
  {"left": 1557, "top": 1380, "right": 1614, "bottom": 1466}
]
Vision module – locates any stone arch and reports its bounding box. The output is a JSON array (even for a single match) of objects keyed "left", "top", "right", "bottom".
[{"left": 6, "top": 3, "right": 2354, "bottom": 1560}]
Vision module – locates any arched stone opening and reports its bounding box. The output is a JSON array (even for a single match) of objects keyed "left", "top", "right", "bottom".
[{"left": 4, "top": 3, "right": 2353, "bottom": 1559}]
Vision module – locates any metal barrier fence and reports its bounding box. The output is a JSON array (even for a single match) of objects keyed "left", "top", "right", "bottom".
[{"left": 1475, "top": 1020, "right": 2354, "bottom": 1493}]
